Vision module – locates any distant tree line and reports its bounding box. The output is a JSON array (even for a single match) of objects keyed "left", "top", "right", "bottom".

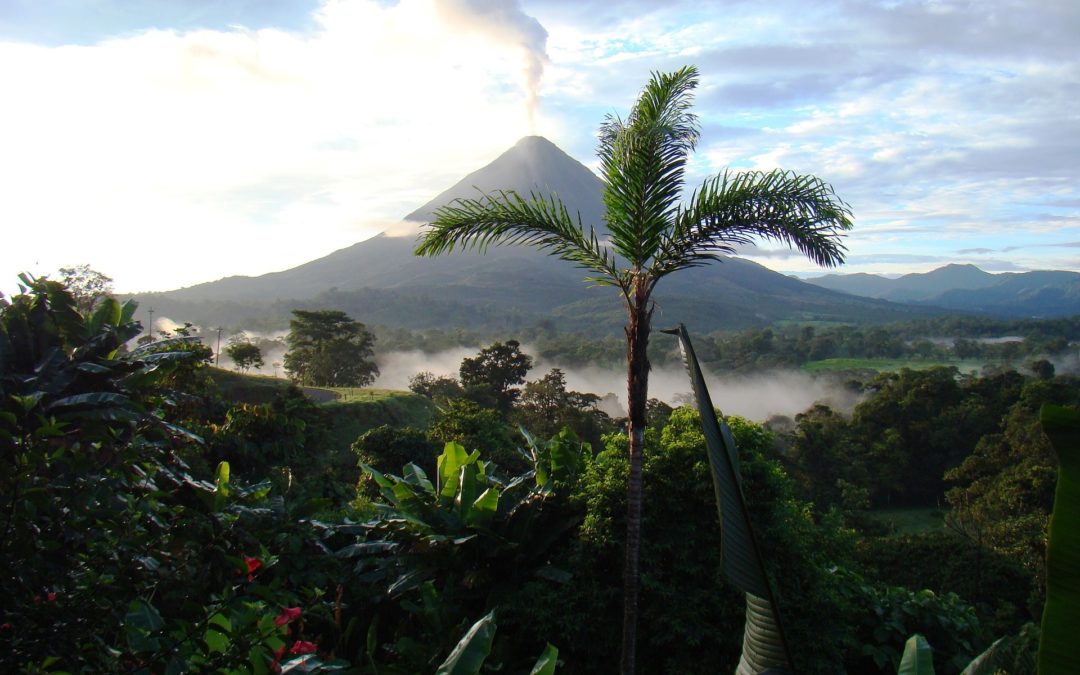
[{"left": 371, "top": 316, "right": 1078, "bottom": 375}]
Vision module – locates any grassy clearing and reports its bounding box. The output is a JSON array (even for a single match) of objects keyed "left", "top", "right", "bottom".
[
  {"left": 321, "top": 391, "right": 436, "bottom": 451},
  {"left": 321, "top": 387, "right": 409, "bottom": 402},
  {"left": 801, "top": 358, "right": 986, "bottom": 374},
  {"left": 206, "top": 367, "right": 293, "bottom": 403},
  {"left": 773, "top": 319, "right": 852, "bottom": 329},
  {"left": 863, "top": 507, "right": 949, "bottom": 535},
  {"left": 206, "top": 369, "right": 433, "bottom": 450}
]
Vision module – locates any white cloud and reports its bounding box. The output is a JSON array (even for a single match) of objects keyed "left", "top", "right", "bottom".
[{"left": 0, "top": 0, "right": 550, "bottom": 293}]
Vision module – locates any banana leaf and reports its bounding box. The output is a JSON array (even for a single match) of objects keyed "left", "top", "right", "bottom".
[
  {"left": 664, "top": 325, "right": 793, "bottom": 674},
  {"left": 959, "top": 636, "right": 1006, "bottom": 675},
  {"left": 897, "top": 634, "right": 935, "bottom": 675},
  {"left": 529, "top": 643, "right": 559, "bottom": 675},
  {"left": 1036, "top": 404, "right": 1080, "bottom": 675},
  {"left": 436, "top": 611, "right": 497, "bottom": 675}
]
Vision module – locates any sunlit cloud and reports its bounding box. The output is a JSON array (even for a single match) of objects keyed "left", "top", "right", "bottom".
[
  {"left": 0, "top": 0, "right": 550, "bottom": 292},
  {"left": 2, "top": 0, "right": 1079, "bottom": 294}
]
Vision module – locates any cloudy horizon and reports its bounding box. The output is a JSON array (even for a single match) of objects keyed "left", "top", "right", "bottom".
[{"left": 2, "top": 0, "right": 1078, "bottom": 294}]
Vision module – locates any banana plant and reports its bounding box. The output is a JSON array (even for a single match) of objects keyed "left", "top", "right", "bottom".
[
  {"left": 1035, "top": 404, "right": 1080, "bottom": 675},
  {"left": 344, "top": 434, "right": 583, "bottom": 671},
  {"left": 663, "top": 325, "right": 793, "bottom": 674},
  {"left": 434, "top": 611, "right": 559, "bottom": 675}
]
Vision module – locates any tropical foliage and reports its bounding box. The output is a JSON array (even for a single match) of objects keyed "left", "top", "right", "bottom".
[
  {"left": 3, "top": 270, "right": 1071, "bottom": 674},
  {"left": 0, "top": 276, "right": 332, "bottom": 672}
]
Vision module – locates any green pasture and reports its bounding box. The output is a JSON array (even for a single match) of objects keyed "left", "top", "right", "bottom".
[{"left": 802, "top": 358, "right": 986, "bottom": 374}]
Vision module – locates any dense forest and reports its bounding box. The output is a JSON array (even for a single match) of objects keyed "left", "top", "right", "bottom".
[{"left": 3, "top": 275, "right": 1076, "bottom": 673}]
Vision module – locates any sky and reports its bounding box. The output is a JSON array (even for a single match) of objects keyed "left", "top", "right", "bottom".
[{"left": 1, "top": 0, "right": 1078, "bottom": 294}]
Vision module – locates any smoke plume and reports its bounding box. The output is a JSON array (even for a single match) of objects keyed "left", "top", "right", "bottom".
[{"left": 434, "top": 0, "right": 549, "bottom": 132}]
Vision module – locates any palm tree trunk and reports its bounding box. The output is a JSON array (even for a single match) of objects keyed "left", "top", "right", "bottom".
[{"left": 620, "top": 279, "right": 652, "bottom": 675}]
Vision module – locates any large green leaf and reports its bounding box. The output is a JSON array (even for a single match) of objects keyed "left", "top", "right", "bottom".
[
  {"left": 456, "top": 461, "right": 482, "bottom": 521},
  {"left": 529, "top": 643, "right": 559, "bottom": 675},
  {"left": 124, "top": 599, "right": 165, "bottom": 654},
  {"left": 205, "top": 612, "right": 232, "bottom": 655},
  {"left": 547, "top": 428, "right": 584, "bottom": 485},
  {"left": 47, "top": 391, "right": 130, "bottom": 409},
  {"left": 435, "top": 611, "right": 497, "bottom": 675},
  {"left": 1036, "top": 404, "right": 1080, "bottom": 675},
  {"left": 665, "top": 324, "right": 793, "bottom": 674},
  {"left": 960, "top": 636, "right": 1005, "bottom": 674},
  {"left": 86, "top": 296, "right": 121, "bottom": 336},
  {"left": 438, "top": 442, "right": 474, "bottom": 499},
  {"left": 465, "top": 487, "right": 499, "bottom": 528},
  {"left": 736, "top": 593, "right": 789, "bottom": 675},
  {"left": 214, "top": 461, "right": 231, "bottom": 509},
  {"left": 897, "top": 634, "right": 935, "bottom": 675}
]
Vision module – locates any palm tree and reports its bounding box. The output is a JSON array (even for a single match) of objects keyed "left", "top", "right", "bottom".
[{"left": 415, "top": 65, "right": 852, "bottom": 674}]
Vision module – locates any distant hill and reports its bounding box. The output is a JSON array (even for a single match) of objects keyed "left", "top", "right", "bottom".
[
  {"left": 133, "top": 136, "right": 939, "bottom": 335},
  {"left": 805, "top": 264, "right": 1080, "bottom": 317}
]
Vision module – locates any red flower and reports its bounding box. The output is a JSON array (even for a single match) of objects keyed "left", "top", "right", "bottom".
[
  {"left": 46, "top": 592, "right": 57, "bottom": 602},
  {"left": 270, "top": 643, "right": 287, "bottom": 673},
  {"left": 0, "top": 623, "right": 12, "bottom": 630},
  {"left": 274, "top": 607, "right": 302, "bottom": 627},
  {"left": 243, "top": 556, "right": 262, "bottom": 580},
  {"left": 289, "top": 640, "right": 317, "bottom": 655}
]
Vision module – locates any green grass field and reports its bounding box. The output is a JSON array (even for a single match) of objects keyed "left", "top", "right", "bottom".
[
  {"left": 321, "top": 391, "right": 435, "bottom": 450},
  {"left": 319, "top": 387, "right": 410, "bottom": 402},
  {"left": 206, "top": 368, "right": 434, "bottom": 449},
  {"left": 801, "top": 358, "right": 986, "bottom": 374},
  {"left": 206, "top": 367, "right": 293, "bottom": 403}
]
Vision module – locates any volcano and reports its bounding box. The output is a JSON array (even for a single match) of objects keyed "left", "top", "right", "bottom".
[{"left": 133, "top": 136, "right": 932, "bottom": 333}]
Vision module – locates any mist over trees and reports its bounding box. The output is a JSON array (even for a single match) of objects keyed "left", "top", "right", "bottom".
[{"left": 225, "top": 332, "right": 264, "bottom": 372}]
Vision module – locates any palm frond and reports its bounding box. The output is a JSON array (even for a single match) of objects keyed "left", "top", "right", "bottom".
[
  {"left": 414, "top": 190, "right": 625, "bottom": 293},
  {"left": 598, "top": 66, "right": 701, "bottom": 267},
  {"left": 650, "top": 169, "right": 852, "bottom": 279}
]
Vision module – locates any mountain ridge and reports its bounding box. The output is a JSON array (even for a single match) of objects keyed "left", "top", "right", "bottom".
[
  {"left": 132, "top": 136, "right": 945, "bottom": 334},
  {"left": 805, "top": 265, "right": 1080, "bottom": 317}
]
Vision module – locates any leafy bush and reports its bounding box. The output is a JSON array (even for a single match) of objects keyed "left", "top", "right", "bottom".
[
  {"left": 855, "top": 532, "right": 1032, "bottom": 637},
  {"left": 0, "top": 277, "right": 342, "bottom": 672},
  {"left": 352, "top": 423, "right": 441, "bottom": 475},
  {"left": 833, "top": 569, "right": 983, "bottom": 674}
]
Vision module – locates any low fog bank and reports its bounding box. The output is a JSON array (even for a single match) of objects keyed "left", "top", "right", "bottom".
[
  {"left": 562, "top": 361, "right": 863, "bottom": 421},
  {"left": 142, "top": 321, "right": 868, "bottom": 419},
  {"left": 375, "top": 347, "right": 479, "bottom": 390},
  {"left": 143, "top": 318, "right": 290, "bottom": 376},
  {"left": 374, "top": 345, "right": 863, "bottom": 422}
]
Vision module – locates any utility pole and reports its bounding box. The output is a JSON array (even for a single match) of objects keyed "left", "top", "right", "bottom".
[
  {"left": 147, "top": 307, "right": 155, "bottom": 338},
  {"left": 215, "top": 327, "right": 224, "bottom": 366}
]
